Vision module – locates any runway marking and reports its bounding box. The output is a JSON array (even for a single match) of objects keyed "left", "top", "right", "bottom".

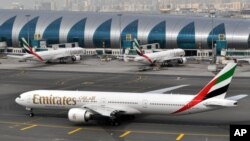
[
  {"left": 23, "top": 117, "right": 43, "bottom": 125},
  {"left": 68, "top": 128, "right": 82, "bottom": 135},
  {"left": 0, "top": 121, "right": 228, "bottom": 138},
  {"left": 119, "top": 130, "right": 131, "bottom": 138},
  {"left": 20, "top": 124, "right": 37, "bottom": 131},
  {"left": 176, "top": 133, "right": 185, "bottom": 141},
  {"left": 55, "top": 80, "right": 65, "bottom": 85},
  {"left": 82, "top": 81, "right": 94, "bottom": 85}
]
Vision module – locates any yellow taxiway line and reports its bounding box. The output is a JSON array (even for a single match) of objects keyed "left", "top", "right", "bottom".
[
  {"left": 68, "top": 128, "right": 82, "bottom": 135},
  {"left": 20, "top": 124, "right": 37, "bottom": 131},
  {"left": 119, "top": 130, "right": 131, "bottom": 138},
  {"left": 176, "top": 133, "right": 185, "bottom": 141},
  {"left": 0, "top": 120, "right": 228, "bottom": 138}
]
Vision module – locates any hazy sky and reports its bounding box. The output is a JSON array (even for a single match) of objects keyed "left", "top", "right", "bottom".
[
  {"left": 0, "top": 0, "right": 63, "bottom": 9},
  {"left": 0, "top": 0, "right": 249, "bottom": 10}
]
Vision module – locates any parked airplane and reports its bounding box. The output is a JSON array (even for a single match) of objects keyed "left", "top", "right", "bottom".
[
  {"left": 8, "top": 38, "right": 84, "bottom": 63},
  {"left": 15, "top": 63, "right": 247, "bottom": 125},
  {"left": 133, "top": 39, "right": 187, "bottom": 67}
]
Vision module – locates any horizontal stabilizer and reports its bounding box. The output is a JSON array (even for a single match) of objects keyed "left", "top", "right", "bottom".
[
  {"left": 237, "top": 58, "right": 250, "bottom": 64},
  {"left": 146, "top": 84, "right": 189, "bottom": 94},
  {"left": 226, "top": 94, "right": 248, "bottom": 101},
  {"left": 7, "top": 55, "right": 25, "bottom": 59}
]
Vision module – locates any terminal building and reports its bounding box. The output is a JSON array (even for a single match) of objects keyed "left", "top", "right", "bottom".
[{"left": 0, "top": 9, "right": 250, "bottom": 55}]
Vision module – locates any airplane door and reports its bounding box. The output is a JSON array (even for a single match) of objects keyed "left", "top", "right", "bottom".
[
  {"left": 142, "top": 100, "right": 148, "bottom": 108},
  {"left": 101, "top": 98, "right": 106, "bottom": 107},
  {"left": 27, "top": 94, "right": 32, "bottom": 104}
]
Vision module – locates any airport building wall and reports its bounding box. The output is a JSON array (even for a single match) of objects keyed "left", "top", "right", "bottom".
[{"left": 0, "top": 9, "right": 250, "bottom": 49}]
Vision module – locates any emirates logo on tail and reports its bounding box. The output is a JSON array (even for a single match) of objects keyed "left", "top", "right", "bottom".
[
  {"left": 21, "top": 37, "right": 44, "bottom": 62},
  {"left": 173, "top": 63, "right": 237, "bottom": 114}
]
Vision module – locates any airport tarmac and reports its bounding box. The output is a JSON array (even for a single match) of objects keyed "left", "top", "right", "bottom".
[
  {"left": 0, "top": 68, "right": 250, "bottom": 141},
  {"left": 1, "top": 57, "right": 250, "bottom": 77}
]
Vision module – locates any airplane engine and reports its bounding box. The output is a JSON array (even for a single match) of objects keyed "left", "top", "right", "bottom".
[
  {"left": 177, "top": 57, "right": 187, "bottom": 64},
  {"left": 68, "top": 108, "right": 93, "bottom": 123},
  {"left": 72, "top": 55, "right": 81, "bottom": 62}
]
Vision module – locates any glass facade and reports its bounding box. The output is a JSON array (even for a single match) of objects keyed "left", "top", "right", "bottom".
[
  {"left": 177, "top": 22, "right": 195, "bottom": 49},
  {"left": 43, "top": 17, "right": 62, "bottom": 44},
  {"left": 93, "top": 19, "right": 112, "bottom": 48},
  {"left": 148, "top": 21, "right": 166, "bottom": 48},
  {"left": 121, "top": 19, "right": 138, "bottom": 48},
  {"left": 67, "top": 18, "right": 86, "bottom": 47},
  {"left": 207, "top": 23, "right": 226, "bottom": 49},
  {"left": 19, "top": 16, "right": 39, "bottom": 43},
  {"left": 121, "top": 20, "right": 138, "bottom": 41},
  {"left": 0, "top": 10, "right": 248, "bottom": 49},
  {"left": 0, "top": 16, "right": 16, "bottom": 46}
]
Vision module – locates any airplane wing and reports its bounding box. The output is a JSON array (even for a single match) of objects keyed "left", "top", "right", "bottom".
[
  {"left": 7, "top": 55, "right": 26, "bottom": 59},
  {"left": 51, "top": 54, "right": 70, "bottom": 60},
  {"left": 51, "top": 53, "right": 80, "bottom": 61},
  {"left": 159, "top": 56, "right": 212, "bottom": 62},
  {"left": 145, "top": 84, "right": 189, "bottom": 94},
  {"left": 7, "top": 54, "right": 42, "bottom": 62},
  {"left": 157, "top": 56, "right": 185, "bottom": 63},
  {"left": 83, "top": 105, "right": 141, "bottom": 117},
  {"left": 226, "top": 94, "right": 248, "bottom": 101},
  {"left": 237, "top": 58, "right": 250, "bottom": 64}
]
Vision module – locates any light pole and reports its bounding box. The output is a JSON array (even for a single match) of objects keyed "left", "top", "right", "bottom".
[
  {"left": 117, "top": 13, "right": 122, "bottom": 55},
  {"left": 210, "top": 11, "right": 215, "bottom": 64},
  {"left": 25, "top": 14, "right": 31, "bottom": 45}
]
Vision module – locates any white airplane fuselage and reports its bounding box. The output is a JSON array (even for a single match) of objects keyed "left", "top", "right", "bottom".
[
  {"left": 22, "top": 47, "right": 84, "bottom": 62},
  {"left": 134, "top": 48, "right": 186, "bottom": 65},
  {"left": 15, "top": 90, "right": 236, "bottom": 116}
]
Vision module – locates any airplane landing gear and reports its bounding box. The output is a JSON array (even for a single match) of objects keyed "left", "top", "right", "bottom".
[
  {"left": 110, "top": 118, "right": 120, "bottom": 126},
  {"left": 109, "top": 114, "right": 121, "bottom": 126},
  {"left": 26, "top": 107, "right": 34, "bottom": 117},
  {"left": 29, "top": 113, "right": 34, "bottom": 117}
]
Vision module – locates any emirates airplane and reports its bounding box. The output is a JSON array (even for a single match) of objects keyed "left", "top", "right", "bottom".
[
  {"left": 15, "top": 63, "right": 247, "bottom": 125},
  {"left": 8, "top": 38, "right": 84, "bottom": 63},
  {"left": 133, "top": 39, "right": 187, "bottom": 66}
]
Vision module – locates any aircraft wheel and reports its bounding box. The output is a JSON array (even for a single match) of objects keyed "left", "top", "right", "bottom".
[
  {"left": 110, "top": 121, "right": 120, "bottom": 126},
  {"left": 29, "top": 113, "right": 34, "bottom": 117},
  {"left": 110, "top": 119, "right": 120, "bottom": 126}
]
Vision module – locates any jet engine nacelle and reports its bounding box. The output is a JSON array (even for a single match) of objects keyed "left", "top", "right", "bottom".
[
  {"left": 68, "top": 108, "right": 93, "bottom": 123},
  {"left": 72, "top": 55, "right": 81, "bottom": 62},
  {"left": 177, "top": 57, "right": 187, "bottom": 64}
]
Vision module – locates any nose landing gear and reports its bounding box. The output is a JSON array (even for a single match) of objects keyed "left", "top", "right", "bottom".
[{"left": 26, "top": 107, "right": 34, "bottom": 117}]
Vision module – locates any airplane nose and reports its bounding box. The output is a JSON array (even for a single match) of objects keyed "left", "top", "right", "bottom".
[{"left": 15, "top": 97, "right": 20, "bottom": 104}]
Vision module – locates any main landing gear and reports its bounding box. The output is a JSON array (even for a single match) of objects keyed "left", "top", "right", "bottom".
[
  {"left": 26, "top": 107, "right": 34, "bottom": 117},
  {"left": 109, "top": 118, "right": 121, "bottom": 126},
  {"left": 109, "top": 112, "right": 121, "bottom": 126}
]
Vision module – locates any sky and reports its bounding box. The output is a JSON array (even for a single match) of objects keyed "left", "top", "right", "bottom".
[
  {"left": 0, "top": 0, "right": 63, "bottom": 9},
  {"left": 0, "top": 0, "right": 248, "bottom": 10}
]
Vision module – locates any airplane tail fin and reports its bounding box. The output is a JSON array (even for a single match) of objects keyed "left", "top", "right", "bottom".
[
  {"left": 20, "top": 37, "right": 44, "bottom": 62},
  {"left": 21, "top": 37, "right": 33, "bottom": 54},
  {"left": 196, "top": 63, "right": 237, "bottom": 100},
  {"left": 173, "top": 63, "right": 237, "bottom": 114},
  {"left": 133, "top": 38, "right": 143, "bottom": 56}
]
